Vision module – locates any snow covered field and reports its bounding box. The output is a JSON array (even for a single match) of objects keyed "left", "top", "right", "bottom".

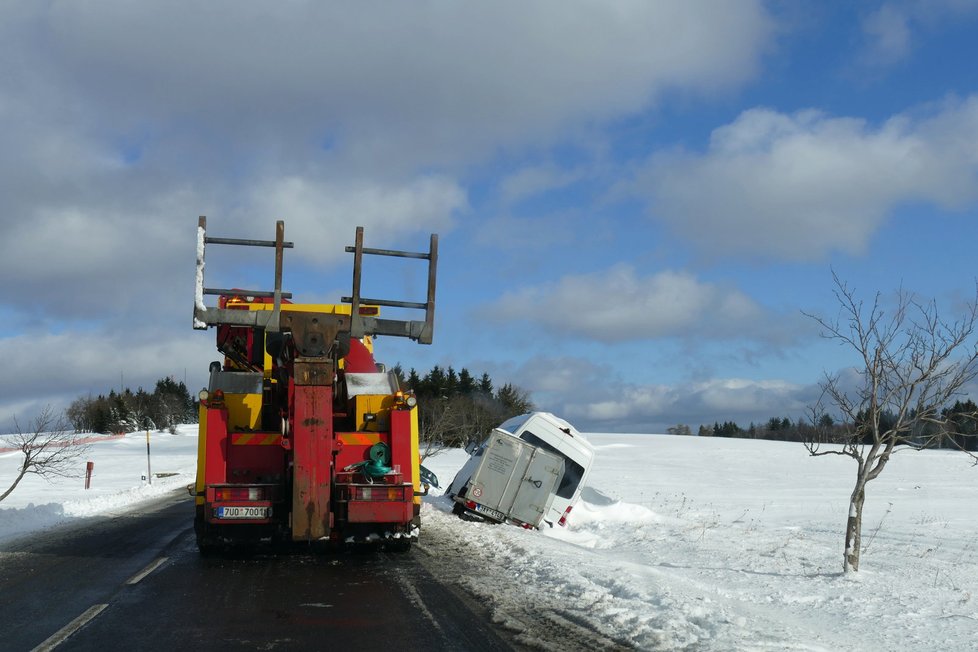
[
  {"left": 2, "top": 428, "right": 976, "bottom": 650},
  {"left": 0, "top": 426, "right": 198, "bottom": 542}
]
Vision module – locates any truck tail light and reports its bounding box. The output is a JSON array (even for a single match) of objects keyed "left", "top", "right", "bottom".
[
  {"left": 353, "top": 486, "right": 408, "bottom": 501},
  {"left": 215, "top": 487, "right": 265, "bottom": 501},
  {"left": 465, "top": 500, "right": 477, "bottom": 510},
  {"left": 558, "top": 505, "right": 573, "bottom": 527}
]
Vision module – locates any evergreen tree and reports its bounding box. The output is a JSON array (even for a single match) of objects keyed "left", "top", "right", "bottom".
[
  {"left": 458, "top": 368, "right": 476, "bottom": 395},
  {"left": 496, "top": 383, "right": 534, "bottom": 415},
  {"left": 406, "top": 368, "right": 422, "bottom": 392},
  {"left": 445, "top": 366, "right": 459, "bottom": 397},
  {"left": 478, "top": 372, "right": 493, "bottom": 396}
]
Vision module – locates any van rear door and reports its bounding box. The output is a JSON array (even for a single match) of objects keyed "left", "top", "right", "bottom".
[{"left": 508, "top": 447, "right": 564, "bottom": 526}]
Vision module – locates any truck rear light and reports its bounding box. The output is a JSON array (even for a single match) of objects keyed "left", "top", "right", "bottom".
[
  {"left": 465, "top": 500, "right": 477, "bottom": 510},
  {"left": 558, "top": 505, "right": 573, "bottom": 527},
  {"left": 353, "top": 486, "right": 408, "bottom": 501},
  {"left": 215, "top": 487, "right": 265, "bottom": 501}
]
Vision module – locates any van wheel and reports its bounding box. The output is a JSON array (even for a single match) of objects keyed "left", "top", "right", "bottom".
[{"left": 452, "top": 502, "right": 466, "bottom": 516}]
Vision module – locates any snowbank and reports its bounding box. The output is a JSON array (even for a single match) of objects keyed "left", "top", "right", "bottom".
[{"left": 3, "top": 428, "right": 976, "bottom": 650}]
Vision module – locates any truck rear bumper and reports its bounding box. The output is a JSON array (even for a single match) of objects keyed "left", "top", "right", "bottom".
[{"left": 346, "top": 500, "right": 413, "bottom": 523}]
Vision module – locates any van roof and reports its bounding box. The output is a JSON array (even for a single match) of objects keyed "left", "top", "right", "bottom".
[{"left": 502, "top": 411, "right": 595, "bottom": 460}]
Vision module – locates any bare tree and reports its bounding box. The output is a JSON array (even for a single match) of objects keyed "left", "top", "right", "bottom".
[
  {"left": 1, "top": 407, "right": 91, "bottom": 503},
  {"left": 805, "top": 274, "right": 978, "bottom": 572}
]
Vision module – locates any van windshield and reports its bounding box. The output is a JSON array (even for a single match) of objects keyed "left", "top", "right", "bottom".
[
  {"left": 520, "top": 431, "right": 585, "bottom": 499},
  {"left": 498, "top": 413, "right": 532, "bottom": 435}
]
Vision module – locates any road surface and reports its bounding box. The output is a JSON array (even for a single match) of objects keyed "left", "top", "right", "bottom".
[{"left": 0, "top": 492, "right": 515, "bottom": 651}]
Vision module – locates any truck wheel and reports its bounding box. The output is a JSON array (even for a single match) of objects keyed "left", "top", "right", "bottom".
[
  {"left": 194, "top": 510, "right": 218, "bottom": 556},
  {"left": 452, "top": 501, "right": 466, "bottom": 516},
  {"left": 197, "top": 540, "right": 218, "bottom": 557},
  {"left": 385, "top": 538, "right": 412, "bottom": 553}
]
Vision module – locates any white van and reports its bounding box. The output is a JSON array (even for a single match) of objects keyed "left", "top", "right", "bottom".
[{"left": 448, "top": 412, "right": 595, "bottom": 527}]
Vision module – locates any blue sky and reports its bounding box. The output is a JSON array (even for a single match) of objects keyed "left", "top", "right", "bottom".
[{"left": 3, "top": 1, "right": 978, "bottom": 433}]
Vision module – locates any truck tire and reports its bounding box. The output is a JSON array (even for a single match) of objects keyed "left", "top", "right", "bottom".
[
  {"left": 194, "top": 508, "right": 218, "bottom": 556},
  {"left": 385, "top": 538, "right": 412, "bottom": 553}
]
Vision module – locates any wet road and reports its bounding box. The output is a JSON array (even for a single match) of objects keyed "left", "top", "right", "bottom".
[{"left": 0, "top": 492, "right": 514, "bottom": 651}]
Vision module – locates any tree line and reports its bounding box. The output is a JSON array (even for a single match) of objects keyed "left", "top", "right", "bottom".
[
  {"left": 63, "top": 364, "right": 530, "bottom": 445},
  {"left": 392, "top": 364, "right": 534, "bottom": 455},
  {"left": 67, "top": 376, "right": 197, "bottom": 434},
  {"left": 676, "top": 399, "right": 978, "bottom": 452}
]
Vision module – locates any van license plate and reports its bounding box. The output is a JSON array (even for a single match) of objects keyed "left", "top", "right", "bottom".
[
  {"left": 217, "top": 506, "right": 270, "bottom": 519},
  {"left": 475, "top": 504, "right": 505, "bottom": 521}
]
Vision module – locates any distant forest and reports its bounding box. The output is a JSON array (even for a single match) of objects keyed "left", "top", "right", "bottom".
[
  {"left": 65, "top": 365, "right": 531, "bottom": 446},
  {"left": 392, "top": 363, "right": 534, "bottom": 451},
  {"left": 67, "top": 377, "right": 196, "bottom": 434},
  {"left": 674, "top": 399, "right": 978, "bottom": 451}
]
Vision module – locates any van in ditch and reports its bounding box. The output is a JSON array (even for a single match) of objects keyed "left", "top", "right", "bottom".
[{"left": 447, "top": 412, "right": 595, "bottom": 528}]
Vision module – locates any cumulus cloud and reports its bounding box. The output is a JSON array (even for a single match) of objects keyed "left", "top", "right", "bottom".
[
  {"left": 1, "top": 1, "right": 772, "bottom": 170},
  {"left": 561, "top": 377, "right": 814, "bottom": 432},
  {"left": 490, "top": 353, "right": 817, "bottom": 431},
  {"left": 498, "top": 165, "right": 587, "bottom": 205},
  {"left": 0, "top": 330, "right": 218, "bottom": 427},
  {"left": 0, "top": 2, "right": 778, "bottom": 426},
  {"left": 242, "top": 175, "right": 465, "bottom": 266},
  {"left": 635, "top": 96, "right": 978, "bottom": 261},
  {"left": 0, "top": 1, "right": 774, "bottom": 321},
  {"left": 488, "top": 265, "right": 785, "bottom": 343}
]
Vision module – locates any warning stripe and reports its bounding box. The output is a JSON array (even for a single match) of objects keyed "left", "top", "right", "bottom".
[
  {"left": 231, "top": 433, "right": 283, "bottom": 446},
  {"left": 338, "top": 432, "right": 382, "bottom": 446}
]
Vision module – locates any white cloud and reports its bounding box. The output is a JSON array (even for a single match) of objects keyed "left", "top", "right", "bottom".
[
  {"left": 0, "top": 1, "right": 774, "bottom": 171},
  {"left": 564, "top": 377, "right": 813, "bottom": 432},
  {"left": 489, "top": 265, "right": 772, "bottom": 342},
  {"left": 499, "top": 165, "right": 586, "bottom": 205},
  {"left": 242, "top": 175, "right": 466, "bottom": 266},
  {"left": 635, "top": 97, "right": 978, "bottom": 261},
  {"left": 0, "top": 1, "right": 774, "bottom": 323},
  {"left": 493, "top": 354, "right": 816, "bottom": 431},
  {"left": 0, "top": 330, "right": 218, "bottom": 426}
]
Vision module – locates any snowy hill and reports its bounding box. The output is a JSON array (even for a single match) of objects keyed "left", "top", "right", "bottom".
[{"left": 2, "top": 429, "right": 976, "bottom": 650}]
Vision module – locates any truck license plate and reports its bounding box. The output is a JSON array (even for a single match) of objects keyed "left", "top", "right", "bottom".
[
  {"left": 217, "top": 506, "right": 270, "bottom": 519},
  {"left": 475, "top": 503, "right": 505, "bottom": 522}
]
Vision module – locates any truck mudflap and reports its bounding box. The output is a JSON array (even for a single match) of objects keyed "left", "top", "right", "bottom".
[{"left": 334, "top": 480, "right": 417, "bottom": 545}]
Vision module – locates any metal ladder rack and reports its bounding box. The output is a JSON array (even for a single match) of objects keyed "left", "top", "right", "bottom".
[
  {"left": 194, "top": 215, "right": 293, "bottom": 332},
  {"left": 194, "top": 218, "right": 438, "bottom": 346},
  {"left": 342, "top": 226, "right": 438, "bottom": 345}
]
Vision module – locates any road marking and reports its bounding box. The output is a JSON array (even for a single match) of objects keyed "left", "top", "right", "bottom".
[
  {"left": 126, "top": 556, "right": 169, "bottom": 585},
  {"left": 32, "top": 603, "right": 108, "bottom": 652}
]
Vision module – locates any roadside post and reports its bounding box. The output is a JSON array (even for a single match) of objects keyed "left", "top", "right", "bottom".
[
  {"left": 146, "top": 430, "right": 152, "bottom": 485},
  {"left": 85, "top": 461, "right": 94, "bottom": 489}
]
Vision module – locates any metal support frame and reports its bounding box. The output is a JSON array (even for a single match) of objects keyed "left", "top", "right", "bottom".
[
  {"left": 194, "top": 215, "right": 294, "bottom": 332},
  {"left": 195, "top": 218, "right": 437, "bottom": 345},
  {"left": 343, "top": 226, "right": 438, "bottom": 345}
]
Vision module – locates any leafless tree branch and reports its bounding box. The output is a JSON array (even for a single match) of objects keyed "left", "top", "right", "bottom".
[
  {"left": 804, "top": 276, "right": 978, "bottom": 571},
  {"left": 1, "top": 406, "right": 92, "bottom": 503}
]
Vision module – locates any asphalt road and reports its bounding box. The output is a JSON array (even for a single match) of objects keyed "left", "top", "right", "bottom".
[{"left": 0, "top": 492, "right": 515, "bottom": 651}]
